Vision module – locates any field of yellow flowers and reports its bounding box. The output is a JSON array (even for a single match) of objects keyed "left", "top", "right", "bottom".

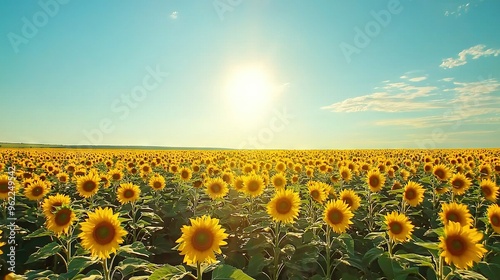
[{"left": 1, "top": 148, "right": 500, "bottom": 280}]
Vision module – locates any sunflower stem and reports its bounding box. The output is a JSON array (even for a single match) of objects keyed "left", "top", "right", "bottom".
[
  {"left": 325, "top": 225, "right": 333, "bottom": 279},
  {"left": 272, "top": 221, "right": 281, "bottom": 280},
  {"left": 196, "top": 261, "right": 203, "bottom": 279},
  {"left": 102, "top": 258, "right": 110, "bottom": 280},
  {"left": 387, "top": 237, "right": 393, "bottom": 258}
]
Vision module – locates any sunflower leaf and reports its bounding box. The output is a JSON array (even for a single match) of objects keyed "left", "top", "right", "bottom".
[
  {"left": 211, "top": 264, "right": 254, "bottom": 280},
  {"left": 25, "top": 242, "right": 62, "bottom": 263},
  {"left": 149, "top": 264, "right": 189, "bottom": 280}
]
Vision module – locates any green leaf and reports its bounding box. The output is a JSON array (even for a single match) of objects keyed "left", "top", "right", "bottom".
[
  {"left": 246, "top": 253, "right": 267, "bottom": 277},
  {"left": 23, "top": 227, "right": 53, "bottom": 239},
  {"left": 377, "top": 252, "right": 419, "bottom": 280},
  {"left": 362, "top": 247, "right": 385, "bottom": 266},
  {"left": 414, "top": 241, "right": 440, "bottom": 251},
  {"left": 26, "top": 242, "right": 62, "bottom": 263},
  {"left": 117, "top": 241, "right": 151, "bottom": 257},
  {"left": 477, "top": 262, "right": 500, "bottom": 279},
  {"left": 60, "top": 256, "right": 99, "bottom": 279},
  {"left": 338, "top": 233, "right": 355, "bottom": 255},
  {"left": 453, "top": 269, "right": 488, "bottom": 280},
  {"left": 211, "top": 264, "right": 254, "bottom": 280},
  {"left": 395, "top": 253, "right": 433, "bottom": 267},
  {"left": 149, "top": 264, "right": 189, "bottom": 280},
  {"left": 364, "top": 231, "right": 385, "bottom": 240}
]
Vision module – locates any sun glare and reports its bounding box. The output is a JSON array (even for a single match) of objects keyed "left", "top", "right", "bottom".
[{"left": 225, "top": 66, "right": 274, "bottom": 123}]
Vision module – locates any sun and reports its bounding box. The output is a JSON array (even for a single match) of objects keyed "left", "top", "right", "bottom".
[{"left": 225, "top": 66, "right": 274, "bottom": 123}]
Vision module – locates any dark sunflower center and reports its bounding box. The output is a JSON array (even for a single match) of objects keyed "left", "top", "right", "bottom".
[
  {"left": 51, "top": 202, "right": 63, "bottom": 213},
  {"left": 495, "top": 165, "right": 500, "bottom": 172},
  {"left": 83, "top": 181, "right": 97, "bottom": 192},
  {"left": 328, "top": 209, "right": 343, "bottom": 224},
  {"left": 93, "top": 221, "right": 116, "bottom": 245},
  {"left": 59, "top": 176, "right": 67, "bottom": 182},
  {"left": 446, "top": 212, "right": 460, "bottom": 223},
  {"left": 405, "top": 189, "right": 416, "bottom": 200},
  {"left": 425, "top": 166, "right": 431, "bottom": 172},
  {"left": 142, "top": 166, "right": 150, "bottom": 172},
  {"left": 193, "top": 180, "right": 202, "bottom": 188},
  {"left": 222, "top": 174, "right": 230, "bottom": 183},
  {"left": 123, "top": 189, "right": 135, "bottom": 199},
  {"left": 491, "top": 214, "right": 500, "bottom": 227},
  {"left": 32, "top": 186, "right": 43, "bottom": 196},
  {"left": 341, "top": 171, "right": 348, "bottom": 179},
  {"left": 235, "top": 181, "right": 244, "bottom": 189},
  {"left": 446, "top": 236, "right": 466, "bottom": 256},
  {"left": 452, "top": 179, "right": 464, "bottom": 189},
  {"left": 0, "top": 182, "right": 9, "bottom": 193},
  {"left": 482, "top": 186, "right": 492, "bottom": 196},
  {"left": 211, "top": 183, "right": 222, "bottom": 193},
  {"left": 130, "top": 168, "right": 137, "bottom": 174},
  {"left": 343, "top": 197, "right": 353, "bottom": 207},
  {"left": 389, "top": 222, "right": 403, "bottom": 234},
  {"left": 276, "top": 198, "right": 292, "bottom": 214},
  {"left": 435, "top": 169, "right": 445, "bottom": 179},
  {"left": 311, "top": 190, "right": 320, "bottom": 199},
  {"left": 274, "top": 178, "right": 283, "bottom": 187},
  {"left": 112, "top": 173, "right": 121, "bottom": 180},
  {"left": 191, "top": 229, "right": 214, "bottom": 251},
  {"left": 369, "top": 176, "right": 379, "bottom": 187},
  {"left": 248, "top": 181, "right": 259, "bottom": 192},
  {"left": 480, "top": 168, "right": 488, "bottom": 175},
  {"left": 153, "top": 181, "right": 162, "bottom": 189},
  {"left": 181, "top": 170, "right": 189, "bottom": 179},
  {"left": 54, "top": 208, "right": 72, "bottom": 226}
]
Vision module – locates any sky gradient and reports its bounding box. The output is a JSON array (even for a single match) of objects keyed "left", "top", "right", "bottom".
[{"left": 1, "top": 0, "right": 499, "bottom": 149}]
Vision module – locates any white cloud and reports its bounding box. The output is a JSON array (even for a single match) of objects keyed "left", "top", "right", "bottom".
[
  {"left": 444, "top": 3, "right": 470, "bottom": 17},
  {"left": 440, "top": 78, "right": 454, "bottom": 82},
  {"left": 321, "top": 82, "right": 439, "bottom": 113},
  {"left": 440, "top": 44, "right": 500, "bottom": 69},
  {"left": 408, "top": 76, "right": 427, "bottom": 82},
  {"left": 170, "top": 11, "right": 178, "bottom": 19}
]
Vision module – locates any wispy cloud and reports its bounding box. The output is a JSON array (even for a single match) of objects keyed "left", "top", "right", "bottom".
[
  {"left": 444, "top": 3, "right": 471, "bottom": 17},
  {"left": 440, "top": 77, "right": 454, "bottom": 82},
  {"left": 321, "top": 82, "right": 439, "bottom": 113},
  {"left": 440, "top": 44, "right": 500, "bottom": 69},
  {"left": 170, "top": 11, "right": 178, "bottom": 19}
]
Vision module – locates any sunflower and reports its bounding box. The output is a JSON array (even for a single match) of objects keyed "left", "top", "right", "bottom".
[
  {"left": 439, "top": 202, "right": 473, "bottom": 227},
  {"left": 0, "top": 174, "right": 15, "bottom": 200},
  {"left": 449, "top": 173, "right": 472, "bottom": 195},
  {"left": 42, "top": 193, "right": 71, "bottom": 219},
  {"left": 267, "top": 189, "right": 301, "bottom": 224},
  {"left": 323, "top": 200, "right": 353, "bottom": 233},
  {"left": 243, "top": 173, "right": 265, "bottom": 197},
  {"left": 339, "top": 189, "right": 361, "bottom": 211},
  {"left": 232, "top": 176, "right": 245, "bottom": 192},
  {"left": 275, "top": 162, "right": 286, "bottom": 173},
  {"left": 0, "top": 229, "right": 5, "bottom": 255},
  {"left": 149, "top": 174, "right": 166, "bottom": 191},
  {"left": 439, "top": 222, "right": 487, "bottom": 269},
  {"left": 478, "top": 164, "right": 492, "bottom": 178},
  {"left": 221, "top": 171, "right": 234, "bottom": 185},
  {"left": 116, "top": 183, "right": 141, "bottom": 204},
  {"left": 56, "top": 172, "right": 69, "bottom": 184},
  {"left": 76, "top": 173, "right": 100, "bottom": 198},
  {"left": 108, "top": 168, "right": 123, "bottom": 183},
  {"left": 403, "top": 181, "right": 425, "bottom": 207},
  {"left": 24, "top": 180, "right": 50, "bottom": 201},
  {"left": 366, "top": 169, "right": 385, "bottom": 192},
  {"left": 308, "top": 182, "right": 327, "bottom": 203},
  {"left": 100, "top": 173, "right": 111, "bottom": 188},
  {"left": 271, "top": 173, "right": 287, "bottom": 190},
  {"left": 205, "top": 177, "right": 229, "bottom": 200},
  {"left": 480, "top": 179, "right": 499, "bottom": 202},
  {"left": 78, "top": 207, "right": 128, "bottom": 259},
  {"left": 179, "top": 167, "right": 192, "bottom": 181},
  {"left": 384, "top": 211, "right": 414, "bottom": 242},
  {"left": 176, "top": 215, "right": 228, "bottom": 265},
  {"left": 433, "top": 164, "right": 451, "bottom": 182},
  {"left": 487, "top": 204, "right": 500, "bottom": 233},
  {"left": 339, "top": 166, "right": 352, "bottom": 183},
  {"left": 46, "top": 205, "right": 77, "bottom": 236}
]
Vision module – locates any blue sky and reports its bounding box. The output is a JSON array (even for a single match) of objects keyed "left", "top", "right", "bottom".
[{"left": 1, "top": 0, "right": 499, "bottom": 149}]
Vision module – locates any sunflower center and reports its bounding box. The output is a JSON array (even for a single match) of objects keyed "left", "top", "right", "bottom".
[
  {"left": 54, "top": 208, "right": 72, "bottom": 226},
  {"left": 123, "top": 189, "right": 135, "bottom": 198},
  {"left": 112, "top": 173, "right": 121, "bottom": 180},
  {"left": 0, "top": 182, "right": 8, "bottom": 193},
  {"left": 341, "top": 171, "right": 348, "bottom": 179},
  {"left": 491, "top": 214, "right": 500, "bottom": 227},
  {"left": 328, "top": 209, "right": 343, "bottom": 224},
  {"left": 181, "top": 170, "right": 189, "bottom": 179},
  {"left": 446, "top": 236, "right": 466, "bottom": 256},
  {"left": 93, "top": 221, "right": 116, "bottom": 245},
  {"left": 274, "top": 178, "right": 283, "bottom": 187},
  {"left": 343, "top": 197, "right": 353, "bottom": 207},
  {"left": 405, "top": 189, "right": 416, "bottom": 200},
  {"left": 446, "top": 212, "right": 460, "bottom": 223},
  {"left": 51, "top": 202, "right": 63, "bottom": 213},
  {"left": 153, "top": 181, "right": 162, "bottom": 189},
  {"left": 276, "top": 198, "right": 292, "bottom": 214},
  {"left": 311, "top": 190, "right": 320, "bottom": 199},
  {"left": 59, "top": 176, "right": 67, "bottom": 182},
  {"left": 482, "top": 186, "right": 492, "bottom": 196},
  {"left": 247, "top": 180, "right": 260, "bottom": 192},
  {"left": 32, "top": 186, "right": 44, "bottom": 196},
  {"left": 452, "top": 179, "right": 464, "bottom": 189},
  {"left": 83, "top": 181, "right": 97, "bottom": 192},
  {"left": 142, "top": 166, "right": 150, "bottom": 172},
  {"left": 191, "top": 229, "right": 214, "bottom": 251},
  {"left": 211, "top": 183, "right": 222, "bottom": 193},
  {"left": 369, "top": 176, "right": 379, "bottom": 187},
  {"left": 435, "top": 169, "right": 445, "bottom": 179},
  {"left": 389, "top": 222, "right": 403, "bottom": 234}
]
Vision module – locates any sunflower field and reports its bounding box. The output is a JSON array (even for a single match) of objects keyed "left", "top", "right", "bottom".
[{"left": 1, "top": 148, "right": 500, "bottom": 280}]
